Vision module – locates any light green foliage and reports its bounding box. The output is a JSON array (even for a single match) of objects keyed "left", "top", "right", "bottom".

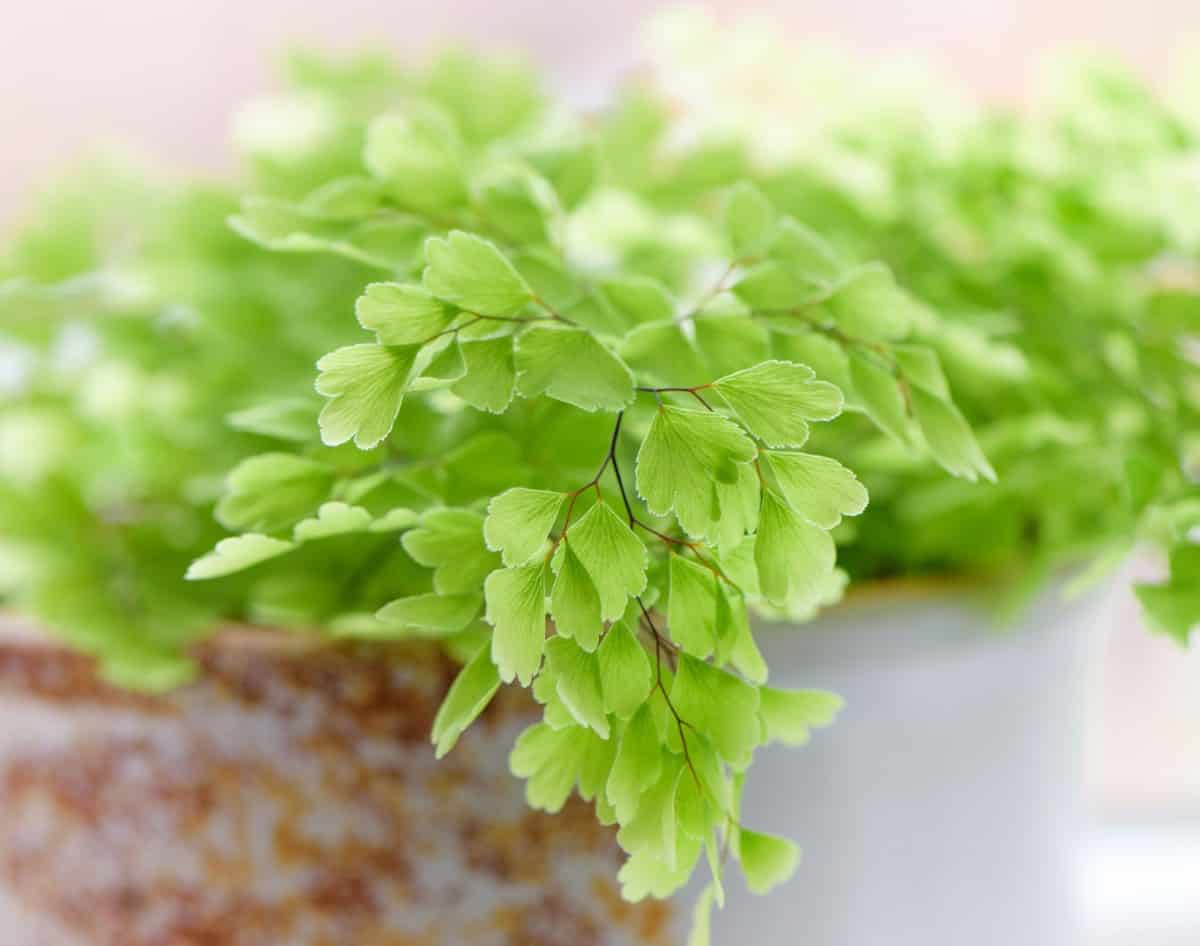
[
  {"left": 431, "top": 643, "right": 501, "bottom": 758},
  {"left": 550, "top": 541, "right": 604, "bottom": 649},
  {"left": 763, "top": 452, "right": 868, "bottom": 529},
  {"left": 596, "top": 620, "right": 653, "bottom": 717},
  {"left": 827, "top": 263, "right": 918, "bottom": 341},
  {"left": 484, "top": 487, "right": 565, "bottom": 565},
  {"left": 484, "top": 562, "right": 547, "bottom": 685},
  {"left": 759, "top": 687, "right": 845, "bottom": 746},
  {"left": 565, "top": 501, "right": 648, "bottom": 620},
  {"left": 636, "top": 406, "right": 756, "bottom": 538},
  {"left": 671, "top": 654, "right": 762, "bottom": 768},
  {"left": 515, "top": 324, "right": 636, "bottom": 411},
  {"left": 668, "top": 555, "right": 720, "bottom": 658},
  {"left": 607, "top": 705, "right": 663, "bottom": 822},
  {"left": 640, "top": 13, "right": 1197, "bottom": 636},
  {"left": 724, "top": 181, "right": 777, "bottom": 257},
  {"left": 315, "top": 343, "right": 418, "bottom": 448},
  {"left": 186, "top": 534, "right": 295, "bottom": 580},
  {"left": 1136, "top": 545, "right": 1200, "bottom": 645},
  {"left": 355, "top": 283, "right": 456, "bottom": 345},
  {"left": 8, "top": 32, "right": 1195, "bottom": 938},
  {"left": 423, "top": 230, "right": 532, "bottom": 316},
  {"left": 363, "top": 107, "right": 467, "bottom": 211},
  {"left": 293, "top": 501, "right": 373, "bottom": 541},
  {"left": 376, "top": 591, "right": 481, "bottom": 631},
  {"left": 217, "top": 454, "right": 333, "bottom": 533},
  {"left": 737, "top": 829, "right": 801, "bottom": 895},
  {"left": 848, "top": 351, "right": 911, "bottom": 445},
  {"left": 713, "top": 360, "right": 842, "bottom": 447},
  {"left": 910, "top": 386, "right": 997, "bottom": 483},
  {"left": 755, "top": 490, "right": 837, "bottom": 607},
  {"left": 402, "top": 508, "right": 498, "bottom": 595},
  {"left": 452, "top": 336, "right": 517, "bottom": 412},
  {"left": 544, "top": 636, "right": 609, "bottom": 737}
]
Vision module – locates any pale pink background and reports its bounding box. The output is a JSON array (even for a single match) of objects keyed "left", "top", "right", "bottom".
[{"left": 2, "top": 0, "right": 1200, "bottom": 220}]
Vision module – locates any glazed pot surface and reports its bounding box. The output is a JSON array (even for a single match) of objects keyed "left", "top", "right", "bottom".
[{"left": 708, "top": 579, "right": 1112, "bottom": 946}]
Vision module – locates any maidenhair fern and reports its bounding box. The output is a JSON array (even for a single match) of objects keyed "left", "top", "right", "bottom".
[
  {"left": 2, "top": 25, "right": 1196, "bottom": 943},
  {"left": 168, "top": 58, "right": 989, "bottom": 924}
]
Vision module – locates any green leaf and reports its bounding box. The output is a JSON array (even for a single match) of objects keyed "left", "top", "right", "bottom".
[
  {"left": 617, "top": 759, "right": 682, "bottom": 857},
  {"left": 363, "top": 108, "right": 466, "bottom": 211},
  {"left": 186, "top": 534, "right": 294, "bottom": 580},
  {"left": 668, "top": 555, "right": 719, "bottom": 659},
  {"left": 606, "top": 704, "right": 663, "bottom": 822},
  {"left": 402, "top": 508, "right": 499, "bottom": 595},
  {"left": 596, "top": 619, "right": 652, "bottom": 718},
  {"left": 732, "top": 260, "right": 813, "bottom": 310},
  {"left": 763, "top": 452, "right": 869, "bottom": 529},
  {"left": 911, "top": 386, "right": 997, "bottom": 483},
  {"left": 728, "top": 597, "right": 768, "bottom": 684},
  {"left": 474, "top": 167, "right": 559, "bottom": 245},
  {"left": 228, "top": 197, "right": 425, "bottom": 270},
  {"left": 423, "top": 230, "right": 531, "bottom": 316},
  {"left": 510, "top": 722, "right": 586, "bottom": 813},
  {"left": 315, "top": 343, "right": 418, "bottom": 448},
  {"left": 452, "top": 335, "right": 517, "bottom": 412},
  {"left": 598, "top": 275, "right": 676, "bottom": 325},
  {"left": 544, "top": 637, "right": 609, "bottom": 738},
  {"left": 227, "top": 398, "right": 320, "bottom": 443},
  {"left": 617, "top": 840, "right": 699, "bottom": 901},
  {"left": 355, "top": 283, "right": 456, "bottom": 346},
  {"left": 568, "top": 501, "right": 648, "bottom": 620},
  {"left": 532, "top": 669, "right": 576, "bottom": 730},
  {"left": 707, "top": 463, "right": 761, "bottom": 555},
  {"left": 1135, "top": 544, "right": 1200, "bottom": 645},
  {"left": 636, "top": 406, "right": 756, "bottom": 538},
  {"left": 768, "top": 218, "right": 843, "bottom": 283},
  {"left": 431, "top": 644, "right": 502, "bottom": 758},
  {"left": 618, "top": 321, "right": 708, "bottom": 388},
  {"left": 738, "top": 829, "right": 800, "bottom": 895},
  {"left": 693, "top": 314, "right": 770, "bottom": 379},
  {"left": 293, "top": 501, "right": 373, "bottom": 542},
  {"left": 376, "top": 592, "right": 481, "bottom": 632},
  {"left": 754, "top": 490, "right": 836, "bottom": 607},
  {"left": 216, "top": 453, "right": 331, "bottom": 533},
  {"left": 724, "top": 181, "right": 776, "bottom": 256},
  {"left": 714, "top": 360, "right": 842, "bottom": 447},
  {"left": 551, "top": 541, "right": 604, "bottom": 651},
  {"left": 671, "top": 655, "right": 761, "bottom": 768},
  {"left": 848, "top": 350, "right": 911, "bottom": 444},
  {"left": 368, "top": 507, "right": 419, "bottom": 532},
  {"left": 484, "top": 562, "right": 547, "bottom": 685},
  {"left": 773, "top": 332, "right": 852, "bottom": 394},
  {"left": 515, "top": 323, "right": 635, "bottom": 411},
  {"left": 484, "top": 488, "right": 566, "bottom": 566},
  {"left": 759, "top": 687, "right": 844, "bottom": 746},
  {"left": 894, "top": 344, "right": 950, "bottom": 399},
  {"left": 828, "top": 263, "right": 916, "bottom": 341}
]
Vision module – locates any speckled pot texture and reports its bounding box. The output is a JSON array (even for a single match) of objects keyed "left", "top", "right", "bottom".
[{"left": 0, "top": 621, "right": 680, "bottom": 946}]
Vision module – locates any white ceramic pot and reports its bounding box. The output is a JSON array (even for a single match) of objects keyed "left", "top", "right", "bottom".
[{"left": 710, "top": 578, "right": 1113, "bottom": 946}]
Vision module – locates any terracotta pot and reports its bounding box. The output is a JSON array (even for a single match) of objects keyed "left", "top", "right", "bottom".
[
  {"left": 710, "top": 577, "right": 1114, "bottom": 946},
  {"left": 0, "top": 619, "right": 680, "bottom": 946}
]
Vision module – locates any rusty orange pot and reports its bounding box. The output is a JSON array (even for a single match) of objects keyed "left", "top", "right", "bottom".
[{"left": 0, "top": 619, "right": 680, "bottom": 946}]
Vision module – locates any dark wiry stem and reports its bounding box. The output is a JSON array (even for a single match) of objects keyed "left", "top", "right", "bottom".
[{"left": 637, "top": 598, "right": 701, "bottom": 790}]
